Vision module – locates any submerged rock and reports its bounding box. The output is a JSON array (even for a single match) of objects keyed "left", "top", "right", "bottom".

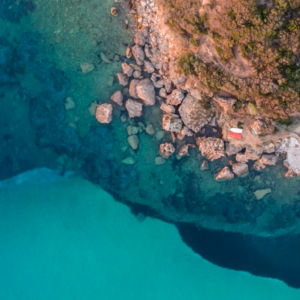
[
  {"left": 201, "top": 160, "right": 209, "bottom": 171},
  {"left": 125, "top": 99, "right": 143, "bottom": 118},
  {"left": 80, "top": 62, "right": 95, "bottom": 74},
  {"left": 162, "top": 114, "right": 183, "bottom": 133},
  {"left": 145, "top": 124, "right": 155, "bottom": 135},
  {"left": 136, "top": 78, "right": 155, "bottom": 105},
  {"left": 254, "top": 188, "right": 271, "bottom": 200},
  {"left": 96, "top": 103, "right": 113, "bottom": 123},
  {"left": 197, "top": 137, "right": 225, "bottom": 161},
  {"left": 111, "top": 91, "right": 123, "bottom": 106},
  {"left": 179, "top": 94, "right": 212, "bottom": 133},
  {"left": 155, "top": 156, "right": 166, "bottom": 165},
  {"left": 128, "top": 135, "right": 139, "bottom": 150},
  {"left": 122, "top": 157, "right": 136, "bottom": 165},
  {"left": 215, "top": 167, "right": 234, "bottom": 180}
]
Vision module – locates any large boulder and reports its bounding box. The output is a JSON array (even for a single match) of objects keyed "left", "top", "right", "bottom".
[
  {"left": 196, "top": 137, "right": 225, "bottom": 161},
  {"left": 125, "top": 99, "right": 143, "bottom": 118},
  {"left": 136, "top": 78, "right": 155, "bottom": 105},
  {"left": 132, "top": 45, "right": 145, "bottom": 65},
  {"left": 179, "top": 94, "right": 212, "bottom": 133},
  {"left": 162, "top": 114, "right": 183, "bottom": 133},
  {"left": 215, "top": 167, "right": 234, "bottom": 181},
  {"left": 96, "top": 103, "right": 113, "bottom": 123}
]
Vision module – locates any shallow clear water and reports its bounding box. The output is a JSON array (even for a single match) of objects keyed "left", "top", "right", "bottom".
[{"left": 1, "top": 0, "right": 300, "bottom": 297}]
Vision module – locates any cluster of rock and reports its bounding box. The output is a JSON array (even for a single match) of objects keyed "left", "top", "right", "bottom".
[{"left": 94, "top": 1, "right": 300, "bottom": 183}]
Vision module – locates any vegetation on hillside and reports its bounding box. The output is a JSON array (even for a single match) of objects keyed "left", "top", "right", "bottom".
[{"left": 168, "top": 0, "right": 300, "bottom": 122}]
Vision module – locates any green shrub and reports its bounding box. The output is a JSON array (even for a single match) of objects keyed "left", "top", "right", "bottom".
[
  {"left": 177, "top": 52, "right": 197, "bottom": 76},
  {"left": 248, "top": 103, "right": 257, "bottom": 115},
  {"left": 190, "top": 38, "right": 198, "bottom": 47},
  {"left": 279, "top": 117, "right": 292, "bottom": 125}
]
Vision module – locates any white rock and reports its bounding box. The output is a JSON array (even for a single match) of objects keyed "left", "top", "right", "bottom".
[
  {"left": 125, "top": 99, "right": 143, "bottom": 118},
  {"left": 95, "top": 103, "right": 113, "bottom": 123}
]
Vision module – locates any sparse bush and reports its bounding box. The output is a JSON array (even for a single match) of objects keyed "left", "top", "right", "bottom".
[
  {"left": 177, "top": 51, "right": 197, "bottom": 76},
  {"left": 190, "top": 38, "right": 198, "bottom": 47}
]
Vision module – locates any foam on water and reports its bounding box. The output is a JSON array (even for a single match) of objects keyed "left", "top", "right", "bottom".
[{"left": 0, "top": 169, "right": 299, "bottom": 300}]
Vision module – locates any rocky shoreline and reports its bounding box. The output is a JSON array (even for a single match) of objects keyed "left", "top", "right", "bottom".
[{"left": 98, "top": 0, "right": 300, "bottom": 183}]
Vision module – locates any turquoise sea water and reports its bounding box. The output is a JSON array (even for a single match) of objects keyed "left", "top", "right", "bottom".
[
  {"left": 1, "top": 0, "right": 300, "bottom": 297},
  {"left": 0, "top": 169, "right": 300, "bottom": 300}
]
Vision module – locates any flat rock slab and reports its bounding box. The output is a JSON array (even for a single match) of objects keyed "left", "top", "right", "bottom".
[
  {"left": 136, "top": 78, "right": 155, "bottom": 105},
  {"left": 254, "top": 188, "right": 271, "bottom": 200}
]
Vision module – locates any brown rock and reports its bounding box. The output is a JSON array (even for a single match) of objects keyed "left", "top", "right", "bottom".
[
  {"left": 129, "top": 79, "right": 139, "bottom": 99},
  {"left": 160, "top": 103, "right": 175, "bottom": 114},
  {"left": 136, "top": 78, "right": 155, "bottom": 105},
  {"left": 215, "top": 167, "right": 234, "bottom": 180},
  {"left": 236, "top": 153, "right": 248, "bottom": 163},
  {"left": 159, "top": 143, "right": 175, "bottom": 158},
  {"left": 96, "top": 103, "right": 113, "bottom": 123},
  {"left": 126, "top": 46, "right": 132, "bottom": 58},
  {"left": 259, "top": 154, "right": 278, "bottom": 166},
  {"left": 111, "top": 7, "right": 118, "bottom": 16},
  {"left": 122, "top": 63, "right": 134, "bottom": 77},
  {"left": 134, "top": 31, "right": 146, "bottom": 46},
  {"left": 253, "top": 160, "right": 266, "bottom": 171},
  {"left": 111, "top": 91, "right": 123, "bottom": 106},
  {"left": 197, "top": 137, "right": 225, "bottom": 161},
  {"left": 132, "top": 45, "right": 145, "bottom": 65},
  {"left": 125, "top": 99, "right": 143, "bottom": 118},
  {"left": 117, "top": 73, "right": 129, "bottom": 86},
  {"left": 144, "top": 60, "right": 155, "bottom": 73}
]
